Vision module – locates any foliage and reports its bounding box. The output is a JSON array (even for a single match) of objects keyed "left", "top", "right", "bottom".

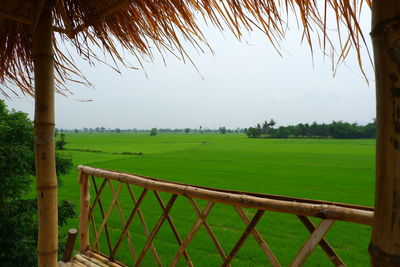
[
  {"left": 219, "top": 126, "right": 227, "bottom": 135},
  {"left": 0, "top": 102, "right": 34, "bottom": 199},
  {"left": 55, "top": 153, "right": 73, "bottom": 186},
  {"left": 56, "top": 133, "right": 67, "bottom": 150},
  {"left": 150, "top": 128, "right": 158, "bottom": 136},
  {"left": 246, "top": 124, "right": 263, "bottom": 138},
  {"left": 247, "top": 119, "right": 376, "bottom": 139},
  {"left": 0, "top": 101, "right": 75, "bottom": 266},
  {"left": 0, "top": 198, "right": 37, "bottom": 266}
]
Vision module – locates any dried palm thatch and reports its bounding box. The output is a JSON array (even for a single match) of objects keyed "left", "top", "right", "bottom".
[{"left": 0, "top": 0, "right": 371, "bottom": 97}]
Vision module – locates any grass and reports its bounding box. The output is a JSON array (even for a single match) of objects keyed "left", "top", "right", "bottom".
[{"left": 58, "top": 133, "right": 375, "bottom": 266}]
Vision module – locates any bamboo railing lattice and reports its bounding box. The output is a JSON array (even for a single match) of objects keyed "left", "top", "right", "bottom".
[{"left": 77, "top": 165, "right": 374, "bottom": 267}]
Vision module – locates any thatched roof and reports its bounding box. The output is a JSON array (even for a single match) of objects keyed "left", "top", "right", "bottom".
[{"left": 0, "top": 0, "right": 370, "bottom": 97}]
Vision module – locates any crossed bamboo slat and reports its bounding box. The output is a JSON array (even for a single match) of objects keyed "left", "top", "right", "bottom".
[
  {"left": 296, "top": 216, "right": 345, "bottom": 267},
  {"left": 111, "top": 188, "right": 148, "bottom": 257},
  {"left": 153, "top": 191, "right": 193, "bottom": 267},
  {"left": 234, "top": 206, "right": 280, "bottom": 266},
  {"left": 107, "top": 180, "right": 137, "bottom": 262},
  {"left": 187, "top": 198, "right": 229, "bottom": 264},
  {"left": 135, "top": 194, "right": 178, "bottom": 266},
  {"left": 126, "top": 184, "right": 162, "bottom": 266},
  {"left": 171, "top": 201, "right": 214, "bottom": 266},
  {"left": 290, "top": 219, "right": 336, "bottom": 267},
  {"left": 79, "top": 167, "right": 371, "bottom": 267},
  {"left": 90, "top": 177, "right": 113, "bottom": 256}
]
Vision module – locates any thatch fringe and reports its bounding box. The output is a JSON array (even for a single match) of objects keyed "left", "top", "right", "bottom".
[{"left": 0, "top": 0, "right": 370, "bottom": 96}]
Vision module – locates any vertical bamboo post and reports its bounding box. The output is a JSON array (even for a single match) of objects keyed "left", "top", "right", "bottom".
[
  {"left": 370, "top": 1, "right": 400, "bottom": 266},
  {"left": 62, "top": 228, "right": 78, "bottom": 262},
  {"left": 79, "top": 172, "right": 90, "bottom": 253},
  {"left": 32, "top": 2, "right": 58, "bottom": 266}
]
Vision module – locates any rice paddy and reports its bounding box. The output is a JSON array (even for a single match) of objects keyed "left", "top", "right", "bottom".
[{"left": 58, "top": 133, "right": 375, "bottom": 266}]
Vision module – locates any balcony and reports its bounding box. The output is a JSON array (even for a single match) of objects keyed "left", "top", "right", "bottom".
[{"left": 60, "top": 165, "right": 373, "bottom": 266}]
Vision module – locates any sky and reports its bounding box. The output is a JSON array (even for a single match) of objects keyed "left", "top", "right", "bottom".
[{"left": 4, "top": 10, "right": 374, "bottom": 130}]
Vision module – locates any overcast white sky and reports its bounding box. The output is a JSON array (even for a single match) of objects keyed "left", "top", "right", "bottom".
[{"left": 4, "top": 10, "right": 374, "bottom": 130}]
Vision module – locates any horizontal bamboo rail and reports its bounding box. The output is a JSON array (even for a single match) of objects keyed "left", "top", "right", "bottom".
[
  {"left": 78, "top": 165, "right": 373, "bottom": 226},
  {"left": 77, "top": 165, "right": 374, "bottom": 267}
]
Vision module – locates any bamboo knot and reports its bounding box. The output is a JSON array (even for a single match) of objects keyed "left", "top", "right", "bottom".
[
  {"left": 36, "top": 184, "right": 58, "bottom": 190},
  {"left": 37, "top": 248, "right": 58, "bottom": 256},
  {"left": 317, "top": 207, "right": 329, "bottom": 219},
  {"left": 369, "top": 243, "right": 400, "bottom": 264},
  {"left": 34, "top": 122, "right": 55, "bottom": 144},
  {"left": 34, "top": 121, "right": 55, "bottom": 126},
  {"left": 371, "top": 15, "right": 400, "bottom": 38},
  {"left": 35, "top": 135, "right": 55, "bottom": 145}
]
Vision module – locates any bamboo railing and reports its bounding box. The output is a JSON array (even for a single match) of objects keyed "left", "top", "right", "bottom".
[{"left": 77, "top": 165, "right": 374, "bottom": 267}]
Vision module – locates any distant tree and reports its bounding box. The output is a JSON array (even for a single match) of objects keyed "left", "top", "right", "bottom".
[
  {"left": 363, "top": 122, "right": 376, "bottom": 138},
  {"left": 56, "top": 133, "right": 67, "bottom": 150},
  {"left": 310, "top": 121, "right": 318, "bottom": 136},
  {"left": 246, "top": 127, "right": 262, "bottom": 138},
  {"left": 0, "top": 101, "right": 75, "bottom": 266},
  {"left": 184, "top": 128, "right": 190, "bottom": 134},
  {"left": 150, "top": 128, "right": 158, "bottom": 136},
  {"left": 219, "top": 126, "right": 227, "bottom": 135},
  {"left": 271, "top": 126, "right": 290, "bottom": 138},
  {"left": 262, "top": 119, "right": 276, "bottom": 136}
]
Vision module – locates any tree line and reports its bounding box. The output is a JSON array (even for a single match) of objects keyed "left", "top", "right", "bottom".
[
  {"left": 56, "top": 126, "right": 247, "bottom": 134},
  {"left": 246, "top": 119, "right": 376, "bottom": 139},
  {"left": 55, "top": 120, "right": 376, "bottom": 139}
]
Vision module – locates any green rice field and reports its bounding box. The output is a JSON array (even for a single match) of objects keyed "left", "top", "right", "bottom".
[{"left": 58, "top": 133, "right": 375, "bottom": 266}]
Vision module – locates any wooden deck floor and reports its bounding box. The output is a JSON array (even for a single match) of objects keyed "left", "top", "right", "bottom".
[{"left": 59, "top": 251, "right": 124, "bottom": 267}]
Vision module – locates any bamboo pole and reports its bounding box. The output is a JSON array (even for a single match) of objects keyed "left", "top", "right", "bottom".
[
  {"left": 290, "top": 220, "right": 335, "bottom": 267},
  {"left": 79, "top": 172, "right": 90, "bottom": 253},
  {"left": 297, "top": 216, "right": 344, "bottom": 266},
  {"left": 188, "top": 198, "right": 229, "bottom": 264},
  {"left": 0, "top": 9, "right": 31, "bottom": 24},
  {"left": 222, "top": 210, "right": 265, "bottom": 267},
  {"left": 235, "top": 207, "right": 280, "bottom": 267},
  {"left": 63, "top": 229, "right": 78, "bottom": 262},
  {"left": 33, "top": 2, "right": 58, "bottom": 266},
  {"left": 153, "top": 191, "right": 193, "bottom": 266},
  {"left": 370, "top": 1, "right": 400, "bottom": 266},
  {"left": 135, "top": 194, "right": 178, "bottom": 267},
  {"left": 79, "top": 166, "right": 373, "bottom": 212},
  {"left": 126, "top": 184, "right": 161, "bottom": 264},
  {"left": 78, "top": 166, "right": 373, "bottom": 226},
  {"left": 171, "top": 201, "right": 213, "bottom": 266}
]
